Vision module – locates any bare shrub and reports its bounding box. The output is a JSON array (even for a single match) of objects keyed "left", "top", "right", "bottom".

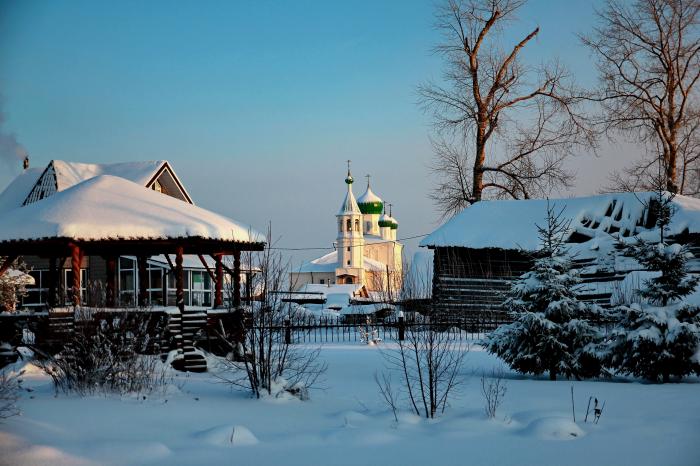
[
  {"left": 379, "top": 262, "right": 468, "bottom": 419},
  {"left": 216, "top": 229, "right": 326, "bottom": 399},
  {"left": 34, "top": 308, "right": 169, "bottom": 396},
  {"left": 374, "top": 371, "right": 399, "bottom": 423},
  {"left": 0, "top": 369, "right": 23, "bottom": 420},
  {"left": 481, "top": 367, "right": 507, "bottom": 419}
]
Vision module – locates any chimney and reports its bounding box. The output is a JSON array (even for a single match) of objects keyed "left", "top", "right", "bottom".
[{"left": 22, "top": 155, "right": 29, "bottom": 170}]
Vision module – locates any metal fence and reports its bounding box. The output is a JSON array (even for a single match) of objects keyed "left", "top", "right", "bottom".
[{"left": 251, "top": 312, "right": 513, "bottom": 344}]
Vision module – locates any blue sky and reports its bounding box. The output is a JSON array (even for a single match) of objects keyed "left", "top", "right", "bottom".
[{"left": 0, "top": 0, "right": 632, "bottom": 264}]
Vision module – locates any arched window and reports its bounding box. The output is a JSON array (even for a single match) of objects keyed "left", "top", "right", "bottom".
[
  {"left": 346, "top": 219, "right": 352, "bottom": 231},
  {"left": 355, "top": 219, "right": 360, "bottom": 231},
  {"left": 345, "top": 277, "right": 353, "bottom": 284}
]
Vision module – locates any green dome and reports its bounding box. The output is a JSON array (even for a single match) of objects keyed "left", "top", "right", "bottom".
[
  {"left": 357, "top": 185, "right": 383, "bottom": 214},
  {"left": 378, "top": 218, "right": 393, "bottom": 228},
  {"left": 359, "top": 201, "right": 383, "bottom": 215}
]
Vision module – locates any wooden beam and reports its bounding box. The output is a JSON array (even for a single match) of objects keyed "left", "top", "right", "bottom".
[
  {"left": 175, "top": 246, "right": 185, "bottom": 313},
  {"left": 69, "top": 243, "right": 81, "bottom": 307},
  {"left": 197, "top": 254, "right": 216, "bottom": 282},
  {"left": 233, "top": 250, "right": 241, "bottom": 308},
  {"left": 214, "top": 254, "right": 223, "bottom": 308},
  {"left": 0, "top": 255, "right": 18, "bottom": 278},
  {"left": 0, "top": 237, "right": 265, "bottom": 258}
]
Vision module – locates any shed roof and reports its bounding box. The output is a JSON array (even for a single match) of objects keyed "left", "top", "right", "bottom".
[{"left": 420, "top": 192, "right": 700, "bottom": 251}]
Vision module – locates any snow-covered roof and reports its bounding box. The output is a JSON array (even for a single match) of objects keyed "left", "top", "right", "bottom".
[
  {"left": 0, "top": 167, "right": 43, "bottom": 212},
  {"left": 338, "top": 183, "right": 361, "bottom": 216},
  {"left": 0, "top": 175, "right": 264, "bottom": 244},
  {"left": 297, "top": 250, "right": 388, "bottom": 273},
  {"left": 51, "top": 160, "right": 166, "bottom": 192},
  {"left": 420, "top": 192, "right": 700, "bottom": 251},
  {"left": 0, "top": 160, "right": 193, "bottom": 211},
  {"left": 358, "top": 186, "right": 382, "bottom": 204}
]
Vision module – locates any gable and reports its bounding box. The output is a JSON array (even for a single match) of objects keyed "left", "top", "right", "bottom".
[
  {"left": 23, "top": 162, "right": 58, "bottom": 205},
  {"left": 19, "top": 159, "right": 193, "bottom": 206},
  {"left": 145, "top": 162, "right": 193, "bottom": 204}
]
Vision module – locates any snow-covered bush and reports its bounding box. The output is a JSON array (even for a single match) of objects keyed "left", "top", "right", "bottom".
[
  {"left": 607, "top": 192, "right": 700, "bottom": 382},
  {"left": 35, "top": 309, "right": 169, "bottom": 395},
  {"left": 486, "top": 202, "right": 607, "bottom": 381},
  {"left": 0, "top": 258, "right": 28, "bottom": 312},
  {"left": 0, "top": 369, "right": 23, "bottom": 420}
]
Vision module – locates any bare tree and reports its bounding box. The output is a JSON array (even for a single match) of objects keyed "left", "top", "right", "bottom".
[
  {"left": 583, "top": 0, "right": 700, "bottom": 194},
  {"left": 420, "top": 0, "right": 592, "bottom": 219},
  {"left": 216, "top": 229, "right": 326, "bottom": 400}
]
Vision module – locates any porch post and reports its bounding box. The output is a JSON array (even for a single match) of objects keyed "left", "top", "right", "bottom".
[
  {"left": 214, "top": 254, "right": 223, "bottom": 308},
  {"left": 48, "top": 257, "right": 57, "bottom": 308},
  {"left": 106, "top": 256, "right": 117, "bottom": 307},
  {"left": 69, "top": 243, "right": 81, "bottom": 307},
  {"left": 137, "top": 255, "right": 149, "bottom": 307},
  {"left": 175, "top": 246, "right": 185, "bottom": 313},
  {"left": 233, "top": 250, "right": 241, "bottom": 308}
]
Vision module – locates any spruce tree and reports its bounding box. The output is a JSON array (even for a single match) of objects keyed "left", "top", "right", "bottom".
[
  {"left": 608, "top": 191, "right": 700, "bottom": 383},
  {"left": 486, "top": 202, "right": 604, "bottom": 381}
]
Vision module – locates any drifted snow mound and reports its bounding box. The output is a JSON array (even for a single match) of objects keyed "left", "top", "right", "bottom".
[
  {"left": 520, "top": 417, "right": 586, "bottom": 441},
  {"left": 193, "top": 424, "right": 259, "bottom": 447}
]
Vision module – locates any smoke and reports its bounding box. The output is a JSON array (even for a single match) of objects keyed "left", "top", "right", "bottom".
[{"left": 0, "top": 104, "right": 27, "bottom": 171}]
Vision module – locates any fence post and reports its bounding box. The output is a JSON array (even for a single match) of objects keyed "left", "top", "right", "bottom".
[
  {"left": 284, "top": 315, "right": 291, "bottom": 345},
  {"left": 398, "top": 311, "right": 405, "bottom": 341}
]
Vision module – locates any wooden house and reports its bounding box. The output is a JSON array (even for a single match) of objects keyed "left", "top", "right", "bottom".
[{"left": 420, "top": 193, "right": 700, "bottom": 318}]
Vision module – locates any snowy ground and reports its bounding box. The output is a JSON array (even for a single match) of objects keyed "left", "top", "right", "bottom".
[{"left": 1, "top": 343, "right": 699, "bottom": 466}]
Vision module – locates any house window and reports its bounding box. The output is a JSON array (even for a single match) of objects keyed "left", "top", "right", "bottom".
[
  {"left": 64, "top": 268, "right": 88, "bottom": 305},
  {"left": 320, "top": 279, "right": 325, "bottom": 284},
  {"left": 191, "top": 271, "right": 212, "bottom": 307},
  {"left": 147, "top": 265, "right": 164, "bottom": 306},
  {"left": 118, "top": 257, "right": 136, "bottom": 306},
  {"left": 22, "top": 270, "right": 48, "bottom": 307},
  {"left": 152, "top": 180, "right": 163, "bottom": 193}
]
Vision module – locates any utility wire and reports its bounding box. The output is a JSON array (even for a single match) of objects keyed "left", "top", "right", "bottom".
[{"left": 266, "top": 233, "right": 430, "bottom": 251}]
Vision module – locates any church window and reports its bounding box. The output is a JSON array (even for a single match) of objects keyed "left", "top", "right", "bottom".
[
  {"left": 346, "top": 219, "right": 352, "bottom": 230},
  {"left": 347, "top": 247, "right": 350, "bottom": 252},
  {"left": 347, "top": 260, "right": 350, "bottom": 265},
  {"left": 366, "top": 221, "right": 371, "bottom": 231},
  {"left": 355, "top": 219, "right": 359, "bottom": 231}
]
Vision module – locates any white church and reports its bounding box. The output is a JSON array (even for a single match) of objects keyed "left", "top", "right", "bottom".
[{"left": 291, "top": 166, "right": 403, "bottom": 297}]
